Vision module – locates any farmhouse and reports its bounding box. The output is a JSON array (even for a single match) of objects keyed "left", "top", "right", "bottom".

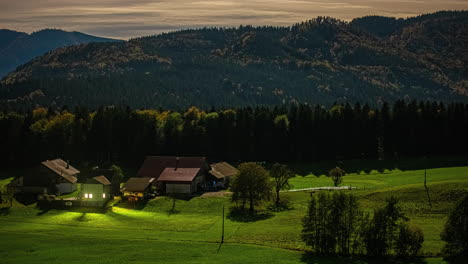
[
  {"left": 121, "top": 177, "right": 155, "bottom": 200},
  {"left": 19, "top": 159, "right": 79, "bottom": 195},
  {"left": 137, "top": 156, "right": 210, "bottom": 194},
  {"left": 81, "top": 175, "right": 112, "bottom": 207}
]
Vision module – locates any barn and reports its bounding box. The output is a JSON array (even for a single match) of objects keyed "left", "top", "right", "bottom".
[
  {"left": 18, "top": 159, "right": 79, "bottom": 195},
  {"left": 137, "top": 156, "right": 210, "bottom": 194}
]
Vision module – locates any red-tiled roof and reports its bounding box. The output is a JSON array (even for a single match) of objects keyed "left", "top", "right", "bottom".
[
  {"left": 137, "top": 156, "right": 207, "bottom": 179},
  {"left": 157, "top": 167, "right": 200, "bottom": 182},
  {"left": 41, "top": 159, "right": 79, "bottom": 183}
]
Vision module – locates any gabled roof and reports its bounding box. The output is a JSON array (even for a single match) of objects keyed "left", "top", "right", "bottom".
[
  {"left": 137, "top": 156, "right": 208, "bottom": 179},
  {"left": 41, "top": 159, "right": 79, "bottom": 183},
  {"left": 86, "top": 175, "right": 111, "bottom": 185},
  {"left": 157, "top": 167, "right": 201, "bottom": 182},
  {"left": 121, "top": 177, "right": 154, "bottom": 192},
  {"left": 209, "top": 162, "right": 238, "bottom": 179}
]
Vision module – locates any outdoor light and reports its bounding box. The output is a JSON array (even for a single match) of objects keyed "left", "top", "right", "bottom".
[
  {"left": 103, "top": 193, "right": 106, "bottom": 198},
  {"left": 84, "top": 193, "right": 88, "bottom": 198},
  {"left": 89, "top": 194, "right": 93, "bottom": 198}
]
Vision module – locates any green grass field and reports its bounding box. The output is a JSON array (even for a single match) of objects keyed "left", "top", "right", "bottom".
[{"left": 1, "top": 166, "right": 468, "bottom": 263}]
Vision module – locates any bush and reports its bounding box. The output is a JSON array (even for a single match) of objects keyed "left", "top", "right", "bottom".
[
  {"left": 396, "top": 224, "right": 424, "bottom": 257},
  {"left": 441, "top": 193, "right": 468, "bottom": 260}
]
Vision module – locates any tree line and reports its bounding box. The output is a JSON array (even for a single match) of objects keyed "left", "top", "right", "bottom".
[{"left": 1, "top": 100, "right": 468, "bottom": 168}]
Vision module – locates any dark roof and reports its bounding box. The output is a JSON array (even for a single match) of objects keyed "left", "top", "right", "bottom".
[
  {"left": 121, "top": 177, "right": 155, "bottom": 192},
  {"left": 41, "top": 159, "right": 79, "bottom": 183},
  {"left": 209, "top": 162, "right": 238, "bottom": 179},
  {"left": 86, "top": 175, "right": 111, "bottom": 185},
  {"left": 157, "top": 168, "right": 200, "bottom": 182},
  {"left": 137, "top": 156, "right": 208, "bottom": 179}
]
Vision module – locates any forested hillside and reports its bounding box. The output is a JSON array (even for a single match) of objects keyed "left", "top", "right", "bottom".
[
  {"left": 0, "top": 29, "right": 120, "bottom": 78},
  {"left": 1, "top": 11, "right": 467, "bottom": 109},
  {"left": 1, "top": 101, "right": 468, "bottom": 168}
]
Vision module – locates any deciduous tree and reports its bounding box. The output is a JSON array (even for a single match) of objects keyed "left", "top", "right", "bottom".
[
  {"left": 270, "top": 163, "right": 294, "bottom": 205},
  {"left": 328, "top": 167, "right": 345, "bottom": 187},
  {"left": 231, "top": 162, "right": 272, "bottom": 212}
]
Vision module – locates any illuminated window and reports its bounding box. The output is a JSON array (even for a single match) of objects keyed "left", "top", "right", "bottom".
[
  {"left": 84, "top": 193, "right": 88, "bottom": 198},
  {"left": 102, "top": 193, "right": 106, "bottom": 198},
  {"left": 89, "top": 194, "right": 93, "bottom": 198}
]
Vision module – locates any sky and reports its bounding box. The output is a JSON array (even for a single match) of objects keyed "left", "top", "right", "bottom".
[{"left": 0, "top": 0, "right": 467, "bottom": 39}]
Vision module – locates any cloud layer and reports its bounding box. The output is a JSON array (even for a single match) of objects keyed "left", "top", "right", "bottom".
[{"left": 0, "top": 0, "right": 466, "bottom": 39}]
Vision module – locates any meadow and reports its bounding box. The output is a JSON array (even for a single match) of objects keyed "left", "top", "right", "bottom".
[{"left": 1, "top": 166, "right": 468, "bottom": 263}]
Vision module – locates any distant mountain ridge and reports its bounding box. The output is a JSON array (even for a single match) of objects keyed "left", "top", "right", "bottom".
[
  {"left": 0, "top": 29, "right": 120, "bottom": 77},
  {"left": 1, "top": 11, "right": 467, "bottom": 109}
]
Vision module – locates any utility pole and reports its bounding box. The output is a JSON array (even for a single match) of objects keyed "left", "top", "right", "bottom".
[
  {"left": 424, "top": 168, "right": 432, "bottom": 208},
  {"left": 221, "top": 204, "right": 225, "bottom": 243},
  {"left": 217, "top": 204, "right": 225, "bottom": 255}
]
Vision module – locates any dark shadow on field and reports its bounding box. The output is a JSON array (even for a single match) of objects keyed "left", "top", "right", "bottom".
[
  {"left": 227, "top": 207, "right": 273, "bottom": 222},
  {"left": 267, "top": 200, "right": 294, "bottom": 212},
  {"left": 14, "top": 194, "right": 37, "bottom": 206},
  {"left": 36, "top": 208, "right": 50, "bottom": 216},
  {"left": 75, "top": 212, "right": 87, "bottom": 222},
  {"left": 300, "top": 253, "right": 428, "bottom": 264},
  {"left": 0, "top": 207, "right": 11, "bottom": 216},
  {"left": 134, "top": 199, "right": 149, "bottom": 210},
  {"left": 443, "top": 256, "right": 468, "bottom": 264},
  {"left": 66, "top": 207, "right": 108, "bottom": 214},
  {"left": 288, "top": 156, "right": 468, "bottom": 177}
]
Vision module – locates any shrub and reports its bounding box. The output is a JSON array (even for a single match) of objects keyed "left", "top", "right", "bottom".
[
  {"left": 395, "top": 224, "right": 424, "bottom": 257},
  {"left": 441, "top": 193, "right": 468, "bottom": 260}
]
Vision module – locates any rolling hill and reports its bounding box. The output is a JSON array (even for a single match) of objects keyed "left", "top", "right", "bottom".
[
  {"left": 1, "top": 11, "right": 467, "bottom": 109},
  {"left": 0, "top": 29, "right": 120, "bottom": 78}
]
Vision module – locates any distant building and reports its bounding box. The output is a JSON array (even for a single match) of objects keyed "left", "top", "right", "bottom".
[
  {"left": 121, "top": 177, "right": 155, "bottom": 200},
  {"left": 208, "top": 162, "right": 238, "bottom": 188},
  {"left": 136, "top": 156, "right": 236, "bottom": 194},
  {"left": 81, "top": 175, "right": 112, "bottom": 207},
  {"left": 19, "top": 159, "right": 79, "bottom": 195},
  {"left": 138, "top": 156, "right": 209, "bottom": 194}
]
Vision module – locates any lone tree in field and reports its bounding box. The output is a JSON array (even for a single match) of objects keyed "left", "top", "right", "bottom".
[
  {"left": 328, "top": 167, "right": 345, "bottom": 187},
  {"left": 231, "top": 162, "right": 272, "bottom": 212},
  {"left": 270, "top": 163, "right": 295, "bottom": 205},
  {"left": 441, "top": 193, "right": 468, "bottom": 260}
]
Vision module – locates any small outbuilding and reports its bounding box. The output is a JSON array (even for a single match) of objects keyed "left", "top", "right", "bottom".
[
  {"left": 208, "top": 162, "right": 238, "bottom": 189},
  {"left": 121, "top": 177, "right": 155, "bottom": 200},
  {"left": 81, "top": 175, "right": 112, "bottom": 207}
]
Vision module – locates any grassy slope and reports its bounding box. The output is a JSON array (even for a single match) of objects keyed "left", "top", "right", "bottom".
[{"left": 1, "top": 166, "right": 468, "bottom": 263}]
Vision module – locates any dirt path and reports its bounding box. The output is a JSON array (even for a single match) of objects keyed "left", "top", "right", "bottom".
[{"left": 283, "top": 186, "right": 357, "bottom": 192}]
